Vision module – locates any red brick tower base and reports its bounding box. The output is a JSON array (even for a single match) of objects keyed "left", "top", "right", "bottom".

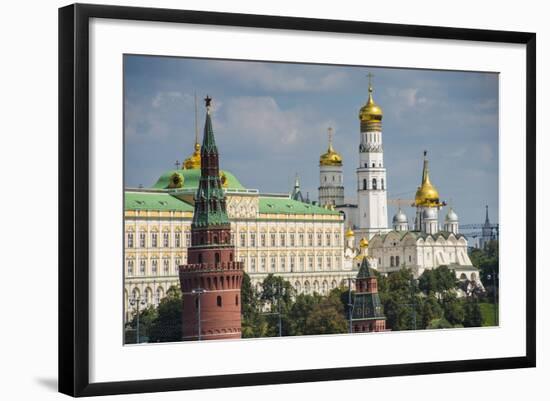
[{"left": 180, "top": 260, "right": 243, "bottom": 340}]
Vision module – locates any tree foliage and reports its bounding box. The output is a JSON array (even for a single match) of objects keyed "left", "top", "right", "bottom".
[{"left": 148, "top": 285, "right": 182, "bottom": 342}]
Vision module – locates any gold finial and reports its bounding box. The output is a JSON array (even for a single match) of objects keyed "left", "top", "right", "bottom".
[
  {"left": 359, "top": 72, "right": 383, "bottom": 130},
  {"left": 182, "top": 93, "right": 202, "bottom": 169},
  {"left": 367, "top": 72, "right": 374, "bottom": 93}
]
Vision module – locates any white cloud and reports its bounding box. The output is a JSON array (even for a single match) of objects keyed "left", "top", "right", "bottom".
[
  {"left": 151, "top": 91, "right": 194, "bottom": 109},
  {"left": 204, "top": 61, "right": 350, "bottom": 93}
]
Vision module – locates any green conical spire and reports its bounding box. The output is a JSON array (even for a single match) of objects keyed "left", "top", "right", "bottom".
[
  {"left": 357, "top": 257, "right": 375, "bottom": 279},
  {"left": 201, "top": 95, "right": 218, "bottom": 154},
  {"left": 192, "top": 96, "right": 230, "bottom": 228}
]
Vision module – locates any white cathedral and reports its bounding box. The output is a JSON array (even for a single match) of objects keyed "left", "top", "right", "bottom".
[{"left": 318, "top": 78, "right": 483, "bottom": 287}]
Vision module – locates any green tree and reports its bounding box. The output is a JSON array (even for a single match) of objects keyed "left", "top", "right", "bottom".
[
  {"left": 427, "top": 317, "right": 453, "bottom": 329},
  {"left": 149, "top": 285, "right": 182, "bottom": 342},
  {"left": 441, "top": 293, "right": 464, "bottom": 327},
  {"left": 377, "top": 268, "right": 421, "bottom": 331},
  {"left": 463, "top": 298, "right": 483, "bottom": 327},
  {"left": 419, "top": 294, "right": 443, "bottom": 329},
  {"left": 469, "top": 240, "right": 499, "bottom": 301},
  {"left": 303, "top": 293, "right": 348, "bottom": 335},
  {"left": 418, "top": 265, "right": 457, "bottom": 296},
  {"left": 241, "top": 272, "right": 268, "bottom": 338},
  {"left": 287, "top": 294, "right": 320, "bottom": 336},
  {"left": 127, "top": 305, "right": 158, "bottom": 343}
]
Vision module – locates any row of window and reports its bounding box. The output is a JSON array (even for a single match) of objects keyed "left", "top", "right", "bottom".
[
  {"left": 126, "top": 231, "right": 343, "bottom": 249},
  {"left": 126, "top": 258, "right": 183, "bottom": 276},
  {"left": 361, "top": 178, "right": 385, "bottom": 191},
  {"left": 323, "top": 175, "right": 342, "bottom": 183},
  {"left": 126, "top": 232, "right": 191, "bottom": 249},
  {"left": 238, "top": 232, "right": 341, "bottom": 248},
  {"left": 241, "top": 255, "right": 342, "bottom": 273}
]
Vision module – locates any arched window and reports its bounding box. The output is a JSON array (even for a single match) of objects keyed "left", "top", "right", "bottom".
[
  {"left": 215, "top": 253, "right": 220, "bottom": 264},
  {"left": 217, "top": 296, "right": 222, "bottom": 307},
  {"left": 372, "top": 163, "right": 375, "bottom": 168},
  {"left": 390, "top": 256, "right": 395, "bottom": 267},
  {"left": 229, "top": 253, "right": 233, "bottom": 262},
  {"left": 381, "top": 178, "right": 385, "bottom": 190},
  {"left": 363, "top": 179, "right": 367, "bottom": 190},
  {"left": 213, "top": 235, "right": 218, "bottom": 244},
  {"left": 396, "top": 256, "right": 400, "bottom": 266},
  {"left": 198, "top": 253, "right": 203, "bottom": 264},
  {"left": 372, "top": 178, "right": 377, "bottom": 190},
  {"left": 235, "top": 295, "right": 239, "bottom": 306}
]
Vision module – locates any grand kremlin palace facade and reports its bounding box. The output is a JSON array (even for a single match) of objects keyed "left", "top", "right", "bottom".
[{"left": 124, "top": 162, "right": 351, "bottom": 320}]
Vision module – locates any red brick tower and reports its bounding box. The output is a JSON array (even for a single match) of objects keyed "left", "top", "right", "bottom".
[{"left": 179, "top": 96, "right": 243, "bottom": 341}]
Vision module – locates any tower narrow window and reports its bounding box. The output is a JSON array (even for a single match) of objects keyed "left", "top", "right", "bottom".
[
  {"left": 363, "top": 179, "right": 367, "bottom": 190},
  {"left": 217, "top": 296, "right": 222, "bottom": 307},
  {"left": 372, "top": 178, "right": 377, "bottom": 190},
  {"left": 390, "top": 256, "right": 395, "bottom": 267},
  {"left": 215, "top": 253, "right": 220, "bottom": 264},
  {"left": 198, "top": 253, "right": 203, "bottom": 264},
  {"left": 381, "top": 178, "right": 385, "bottom": 190}
]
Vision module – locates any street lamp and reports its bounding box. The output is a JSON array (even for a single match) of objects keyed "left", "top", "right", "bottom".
[
  {"left": 272, "top": 282, "right": 285, "bottom": 337},
  {"left": 129, "top": 294, "right": 146, "bottom": 344},
  {"left": 192, "top": 288, "right": 206, "bottom": 341},
  {"left": 347, "top": 277, "right": 356, "bottom": 334},
  {"left": 487, "top": 269, "right": 498, "bottom": 325},
  {"left": 410, "top": 278, "right": 418, "bottom": 331}
]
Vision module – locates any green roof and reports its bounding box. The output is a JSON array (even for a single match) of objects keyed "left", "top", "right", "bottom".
[
  {"left": 125, "top": 192, "right": 194, "bottom": 212},
  {"left": 357, "top": 258, "right": 375, "bottom": 278},
  {"left": 152, "top": 169, "right": 245, "bottom": 190},
  {"left": 259, "top": 197, "right": 340, "bottom": 215}
]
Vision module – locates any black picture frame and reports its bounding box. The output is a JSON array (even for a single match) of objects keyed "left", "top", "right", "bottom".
[{"left": 58, "top": 3, "right": 536, "bottom": 397}]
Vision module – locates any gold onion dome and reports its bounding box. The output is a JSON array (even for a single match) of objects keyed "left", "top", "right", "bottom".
[
  {"left": 183, "top": 142, "right": 201, "bottom": 169},
  {"left": 359, "top": 237, "right": 369, "bottom": 248},
  {"left": 319, "top": 127, "right": 342, "bottom": 166},
  {"left": 359, "top": 87, "right": 383, "bottom": 122},
  {"left": 415, "top": 151, "right": 442, "bottom": 207},
  {"left": 345, "top": 227, "right": 355, "bottom": 238}
]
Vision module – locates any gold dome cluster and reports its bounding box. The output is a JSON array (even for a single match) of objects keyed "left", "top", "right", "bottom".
[
  {"left": 183, "top": 142, "right": 201, "bottom": 169},
  {"left": 359, "top": 237, "right": 369, "bottom": 248},
  {"left": 414, "top": 152, "right": 443, "bottom": 207},
  {"left": 345, "top": 227, "right": 355, "bottom": 238},
  {"left": 319, "top": 127, "right": 343, "bottom": 167}
]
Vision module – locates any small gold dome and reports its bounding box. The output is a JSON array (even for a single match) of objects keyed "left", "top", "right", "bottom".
[
  {"left": 359, "top": 86, "right": 383, "bottom": 124},
  {"left": 345, "top": 227, "right": 355, "bottom": 238},
  {"left": 319, "top": 145, "right": 343, "bottom": 166},
  {"left": 183, "top": 142, "right": 201, "bottom": 169},
  {"left": 320, "top": 128, "right": 342, "bottom": 167},
  {"left": 359, "top": 237, "right": 369, "bottom": 248}
]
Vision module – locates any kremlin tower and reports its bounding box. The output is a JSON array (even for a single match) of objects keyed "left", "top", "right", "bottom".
[
  {"left": 179, "top": 96, "right": 244, "bottom": 341},
  {"left": 318, "top": 127, "right": 344, "bottom": 207},
  {"left": 356, "top": 74, "right": 389, "bottom": 238},
  {"left": 352, "top": 257, "right": 387, "bottom": 332}
]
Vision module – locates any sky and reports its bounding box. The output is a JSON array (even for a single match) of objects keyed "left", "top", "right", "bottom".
[{"left": 124, "top": 55, "right": 499, "bottom": 227}]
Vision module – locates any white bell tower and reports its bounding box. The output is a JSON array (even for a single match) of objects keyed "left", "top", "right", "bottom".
[{"left": 356, "top": 74, "right": 388, "bottom": 238}]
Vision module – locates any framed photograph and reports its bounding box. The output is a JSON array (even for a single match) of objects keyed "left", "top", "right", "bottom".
[{"left": 58, "top": 3, "right": 536, "bottom": 397}]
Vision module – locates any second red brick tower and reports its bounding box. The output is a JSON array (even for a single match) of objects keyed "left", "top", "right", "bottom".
[{"left": 179, "top": 96, "right": 244, "bottom": 341}]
